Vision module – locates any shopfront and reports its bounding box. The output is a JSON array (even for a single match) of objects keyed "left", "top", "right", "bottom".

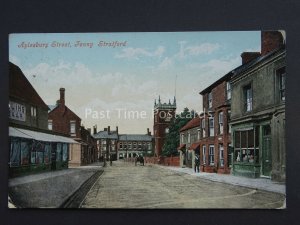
[{"left": 9, "top": 127, "right": 78, "bottom": 177}]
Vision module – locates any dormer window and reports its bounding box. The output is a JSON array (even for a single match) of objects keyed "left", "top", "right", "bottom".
[{"left": 208, "top": 92, "right": 212, "bottom": 108}]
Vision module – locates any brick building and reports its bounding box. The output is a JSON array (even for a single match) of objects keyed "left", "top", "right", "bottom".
[
  {"left": 178, "top": 117, "right": 201, "bottom": 168},
  {"left": 48, "top": 88, "right": 97, "bottom": 166},
  {"left": 118, "top": 128, "right": 154, "bottom": 159},
  {"left": 230, "top": 31, "right": 286, "bottom": 181},
  {"left": 9, "top": 62, "right": 76, "bottom": 177},
  {"left": 93, "top": 126, "right": 118, "bottom": 161},
  {"left": 199, "top": 72, "right": 233, "bottom": 174},
  {"left": 153, "top": 96, "right": 176, "bottom": 156}
]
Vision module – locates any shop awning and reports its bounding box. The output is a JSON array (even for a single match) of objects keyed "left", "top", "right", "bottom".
[
  {"left": 9, "top": 127, "right": 78, "bottom": 144},
  {"left": 177, "top": 144, "right": 186, "bottom": 150},
  {"left": 189, "top": 142, "right": 200, "bottom": 150}
]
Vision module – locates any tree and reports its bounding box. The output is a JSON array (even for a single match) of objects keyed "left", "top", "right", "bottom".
[{"left": 162, "top": 107, "right": 197, "bottom": 156}]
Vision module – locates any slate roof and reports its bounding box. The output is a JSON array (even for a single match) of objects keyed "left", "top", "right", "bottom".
[
  {"left": 9, "top": 62, "right": 49, "bottom": 110},
  {"left": 199, "top": 46, "right": 286, "bottom": 95},
  {"left": 119, "top": 134, "right": 153, "bottom": 142},
  {"left": 93, "top": 130, "right": 118, "bottom": 139},
  {"left": 180, "top": 117, "right": 201, "bottom": 132}
]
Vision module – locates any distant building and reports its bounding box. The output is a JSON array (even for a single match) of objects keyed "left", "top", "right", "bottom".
[
  {"left": 178, "top": 117, "right": 201, "bottom": 168},
  {"left": 118, "top": 128, "right": 154, "bottom": 159},
  {"left": 153, "top": 96, "right": 176, "bottom": 156},
  {"left": 8, "top": 62, "right": 76, "bottom": 177},
  {"left": 230, "top": 31, "right": 286, "bottom": 181},
  {"left": 48, "top": 88, "right": 97, "bottom": 166},
  {"left": 93, "top": 126, "right": 118, "bottom": 161}
]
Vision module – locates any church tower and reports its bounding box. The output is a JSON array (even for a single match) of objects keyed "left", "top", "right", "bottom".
[{"left": 153, "top": 96, "right": 177, "bottom": 156}]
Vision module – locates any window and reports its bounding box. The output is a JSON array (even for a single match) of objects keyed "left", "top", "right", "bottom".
[
  {"left": 188, "top": 132, "right": 191, "bottom": 143},
  {"left": 44, "top": 143, "right": 51, "bottom": 164},
  {"left": 209, "top": 145, "right": 215, "bottom": 165},
  {"left": 32, "top": 141, "right": 44, "bottom": 164},
  {"left": 165, "top": 127, "right": 169, "bottom": 134},
  {"left": 219, "top": 144, "right": 224, "bottom": 167},
  {"left": 208, "top": 92, "right": 212, "bottom": 108},
  {"left": 56, "top": 143, "right": 62, "bottom": 162},
  {"left": 218, "top": 111, "right": 224, "bottom": 135},
  {"left": 201, "top": 119, "right": 206, "bottom": 138},
  {"left": 209, "top": 117, "right": 214, "bottom": 137},
  {"left": 70, "top": 121, "right": 76, "bottom": 135},
  {"left": 21, "top": 140, "right": 30, "bottom": 165},
  {"left": 120, "top": 143, "right": 123, "bottom": 149},
  {"left": 181, "top": 134, "right": 185, "bottom": 144},
  {"left": 48, "top": 120, "right": 53, "bottom": 130},
  {"left": 244, "top": 85, "right": 252, "bottom": 112},
  {"left": 202, "top": 145, "right": 206, "bottom": 165},
  {"left": 234, "top": 128, "right": 259, "bottom": 164},
  {"left": 278, "top": 67, "right": 286, "bottom": 101},
  {"left": 62, "top": 143, "right": 68, "bottom": 162},
  {"left": 197, "top": 129, "right": 200, "bottom": 140},
  {"left": 133, "top": 142, "right": 137, "bottom": 149},
  {"left": 138, "top": 143, "right": 142, "bottom": 149},
  {"left": 31, "top": 106, "right": 37, "bottom": 117},
  {"left": 148, "top": 142, "right": 151, "bottom": 150},
  {"left": 10, "top": 138, "right": 20, "bottom": 167},
  {"left": 128, "top": 142, "right": 132, "bottom": 149},
  {"left": 226, "top": 82, "right": 231, "bottom": 100}
]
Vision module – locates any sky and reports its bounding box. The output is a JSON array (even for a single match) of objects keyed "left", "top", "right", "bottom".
[{"left": 9, "top": 31, "right": 261, "bottom": 134}]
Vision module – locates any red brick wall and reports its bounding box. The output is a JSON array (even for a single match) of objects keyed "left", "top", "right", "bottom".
[{"left": 144, "top": 156, "right": 180, "bottom": 167}]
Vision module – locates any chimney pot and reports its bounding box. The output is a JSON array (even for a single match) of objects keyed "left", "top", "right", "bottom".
[{"left": 93, "top": 125, "right": 97, "bottom": 134}]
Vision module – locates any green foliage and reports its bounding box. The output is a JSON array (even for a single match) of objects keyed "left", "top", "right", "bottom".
[{"left": 162, "top": 107, "right": 197, "bottom": 156}]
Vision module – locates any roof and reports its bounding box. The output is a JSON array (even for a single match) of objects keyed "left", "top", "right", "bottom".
[
  {"left": 48, "top": 104, "right": 81, "bottom": 120},
  {"left": 189, "top": 142, "right": 201, "bottom": 150},
  {"left": 180, "top": 117, "right": 201, "bottom": 132},
  {"left": 93, "top": 130, "right": 118, "bottom": 139},
  {"left": 119, "top": 134, "right": 153, "bottom": 142},
  {"left": 199, "top": 46, "right": 286, "bottom": 95},
  {"left": 9, "top": 62, "right": 49, "bottom": 110},
  {"left": 48, "top": 105, "right": 57, "bottom": 112},
  {"left": 9, "top": 126, "right": 78, "bottom": 143}
]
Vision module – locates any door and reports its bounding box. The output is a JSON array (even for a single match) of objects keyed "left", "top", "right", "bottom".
[{"left": 262, "top": 125, "right": 272, "bottom": 176}]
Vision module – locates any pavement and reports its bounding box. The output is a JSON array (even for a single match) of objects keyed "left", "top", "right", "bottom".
[
  {"left": 155, "top": 164, "right": 286, "bottom": 195},
  {"left": 8, "top": 162, "right": 103, "bottom": 208}
]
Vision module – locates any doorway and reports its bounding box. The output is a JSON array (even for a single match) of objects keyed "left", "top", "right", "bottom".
[{"left": 262, "top": 125, "right": 272, "bottom": 177}]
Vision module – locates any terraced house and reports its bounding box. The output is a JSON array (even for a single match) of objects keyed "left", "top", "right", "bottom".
[
  {"left": 230, "top": 31, "right": 286, "bottom": 181},
  {"left": 199, "top": 72, "right": 232, "bottom": 174}
]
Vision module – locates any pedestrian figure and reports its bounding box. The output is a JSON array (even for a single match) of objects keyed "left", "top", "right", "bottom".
[
  {"left": 135, "top": 155, "right": 138, "bottom": 166},
  {"left": 140, "top": 156, "right": 144, "bottom": 166},
  {"left": 194, "top": 154, "right": 200, "bottom": 173},
  {"left": 110, "top": 155, "right": 113, "bottom": 166}
]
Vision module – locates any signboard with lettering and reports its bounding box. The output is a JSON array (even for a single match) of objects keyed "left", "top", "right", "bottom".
[{"left": 9, "top": 101, "right": 26, "bottom": 121}]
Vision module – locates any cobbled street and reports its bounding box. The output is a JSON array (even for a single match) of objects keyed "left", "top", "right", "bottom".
[{"left": 81, "top": 161, "right": 285, "bottom": 208}]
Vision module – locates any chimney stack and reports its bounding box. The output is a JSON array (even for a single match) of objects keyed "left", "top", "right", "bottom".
[
  {"left": 93, "top": 125, "right": 97, "bottom": 134},
  {"left": 261, "top": 31, "right": 284, "bottom": 56},
  {"left": 87, "top": 128, "right": 91, "bottom": 134},
  {"left": 104, "top": 128, "right": 107, "bottom": 131},
  {"left": 241, "top": 52, "right": 261, "bottom": 64},
  {"left": 108, "top": 126, "right": 110, "bottom": 134},
  {"left": 116, "top": 126, "right": 118, "bottom": 134},
  {"left": 59, "top": 88, "right": 65, "bottom": 105},
  {"left": 147, "top": 128, "right": 151, "bottom": 136}
]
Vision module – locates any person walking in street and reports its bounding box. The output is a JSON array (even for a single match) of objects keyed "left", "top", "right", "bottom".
[{"left": 194, "top": 154, "right": 200, "bottom": 173}]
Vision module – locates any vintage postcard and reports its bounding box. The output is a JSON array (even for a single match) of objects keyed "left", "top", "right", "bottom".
[{"left": 8, "top": 31, "right": 286, "bottom": 208}]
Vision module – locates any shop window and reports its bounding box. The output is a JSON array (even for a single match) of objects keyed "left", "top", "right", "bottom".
[
  {"left": 234, "top": 129, "right": 258, "bottom": 163},
  {"left": 62, "top": 143, "right": 68, "bottom": 162},
  {"left": 20, "top": 140, "right": 30, "bottom": 165},
  {"left": 56, "top": 143, "right": 62, "bottom": 162},
  {"left": 44, "top": 143, "right": 51, "bottom": 164},
  {"left": 219, "top": 144, "right": 224, "bottom": 167},
  {"left": 244, "top": 84, "right": 253, "bottom": 112},
  {"left": 10, "top": 138, "right": 20, "bottom": 167},
  {"left": 209, "top": 145, "right": 214, "bottom": 165},
  {"left": 31, "top": 141, "right": 44, "bottom": 164},
  {"left": 218, "top": 111, "right": 224, "bottom": 135}
]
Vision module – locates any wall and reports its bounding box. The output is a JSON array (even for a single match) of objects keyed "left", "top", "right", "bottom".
[{"left": 144, "top": 156, "right": 180, "bottom": 167}]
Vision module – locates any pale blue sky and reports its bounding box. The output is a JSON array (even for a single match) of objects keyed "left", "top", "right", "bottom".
[{"left": 9, "top": 31, "right": 261, "bottom": 134}]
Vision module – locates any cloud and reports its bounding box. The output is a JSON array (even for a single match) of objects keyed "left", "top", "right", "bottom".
[
  {"left": 115, "top": 46, "right": 165, "bottom": 59},
  {"left": 185, "top": 43, "right": 220, "bottom": 56},
  {"left": 158, "top": 57, "right": 173, "bottom": 70},
  {"left": 9, "top": 55, "right": 21, "bottom": 65}
]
